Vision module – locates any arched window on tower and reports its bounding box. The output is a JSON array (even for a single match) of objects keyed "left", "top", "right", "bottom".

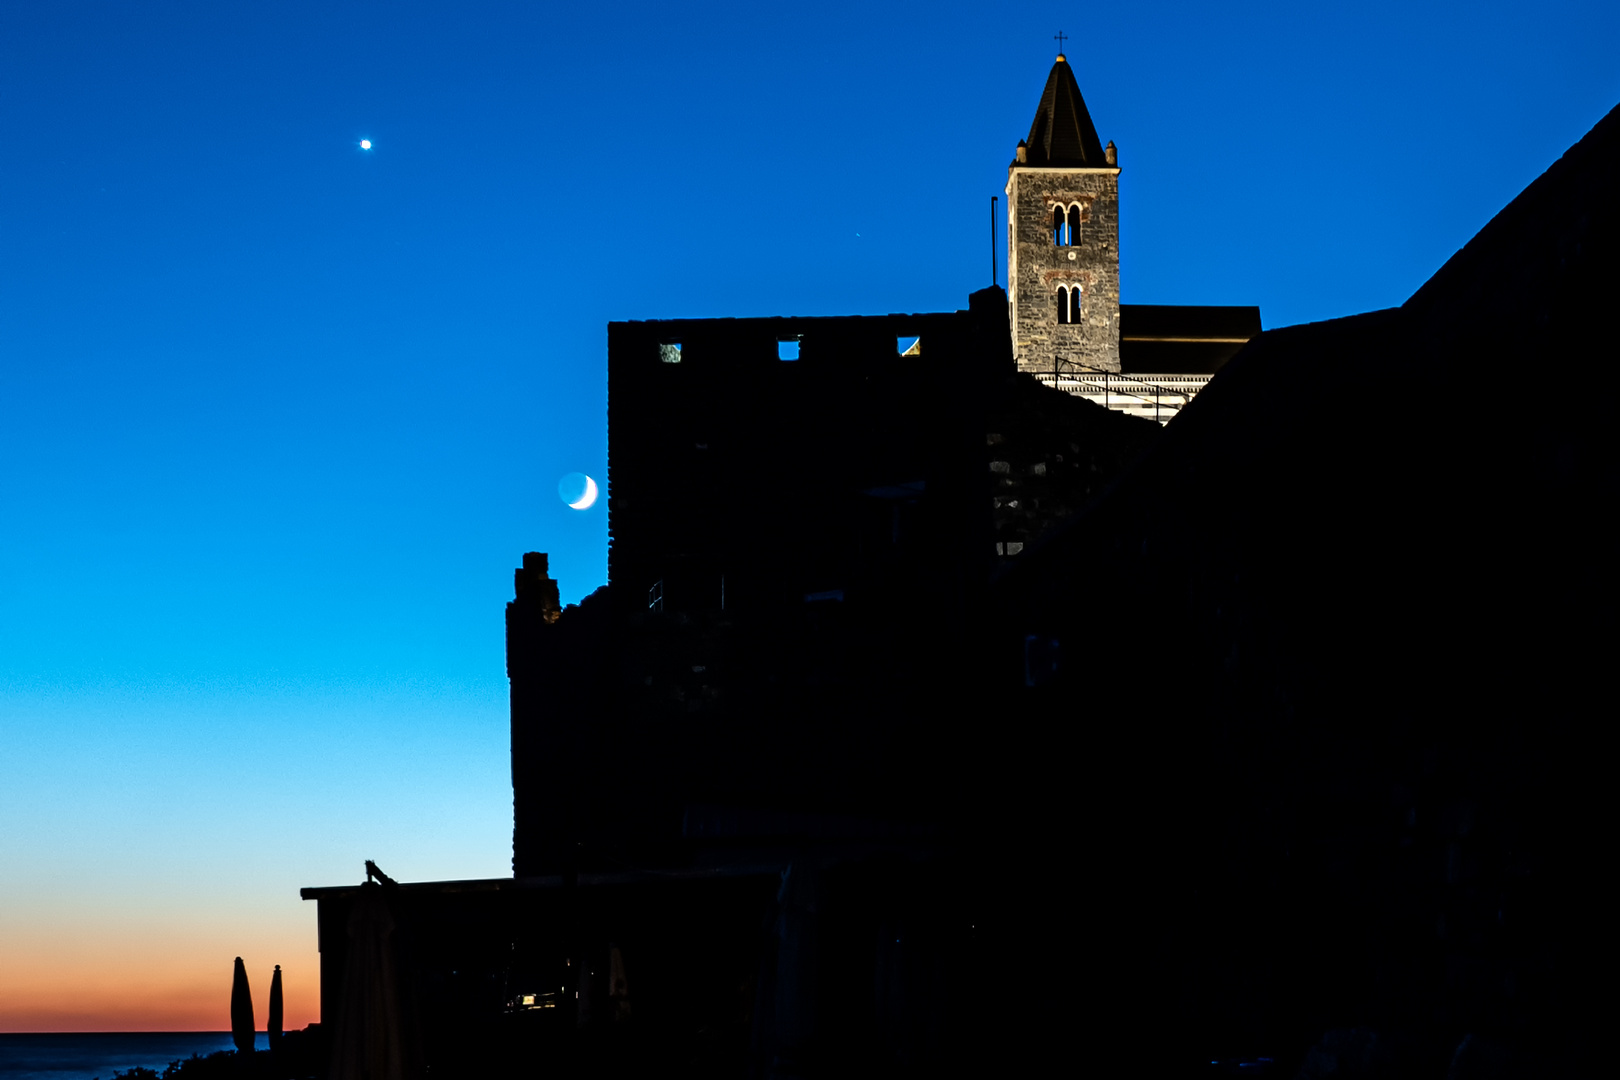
[
  {"left": 1055, "top": 285, "right": 1082, "bottom": 325},
  {"left": 1067, "top": 204, "right": 1082, "bottom": 243},
  {"left": 1052, "top": 206, "right": 1071, "bottom": 247}
]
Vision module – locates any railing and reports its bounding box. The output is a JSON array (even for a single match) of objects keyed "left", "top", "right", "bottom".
[{"left": 1033, "top": 368, "right": 1214, "bottom": 425}]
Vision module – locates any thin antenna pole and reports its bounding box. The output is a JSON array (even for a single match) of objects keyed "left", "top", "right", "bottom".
[{"left": 991, "top": 196, "right": 998, "bottom": 287}]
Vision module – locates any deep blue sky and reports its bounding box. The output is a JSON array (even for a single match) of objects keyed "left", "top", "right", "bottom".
[{"left": 1, "top": 0, "right": 1616, "bottom": 1029}]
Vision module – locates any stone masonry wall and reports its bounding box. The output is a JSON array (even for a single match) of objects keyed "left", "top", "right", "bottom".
[{"left": 1008, "top": 168, "right": 1120, "bottom": 374}]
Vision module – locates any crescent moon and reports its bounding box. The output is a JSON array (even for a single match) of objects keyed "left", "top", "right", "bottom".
[{"left": 568, "top": 475, "right": 599, "bottom": 510}]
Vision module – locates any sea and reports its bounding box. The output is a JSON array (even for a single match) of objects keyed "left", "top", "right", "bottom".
[{"left": 0, "top": 1033, "right": 242, "bottom": 1080}]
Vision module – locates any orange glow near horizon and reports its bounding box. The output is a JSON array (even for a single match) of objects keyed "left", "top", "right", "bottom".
[{"left": 0, "top": 919, "right": 319, "bottom": 1033}]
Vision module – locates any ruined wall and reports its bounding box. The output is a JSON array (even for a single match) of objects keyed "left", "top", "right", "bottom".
[
  {"left": 512, "top": 290, "right": 1017, "bottom": 878},
  {"left": 1007, "top": 167, "right": 1121, "bottom": 374},
  {"left": 606, "top": 302, "right": 1009, "bottom": 619}
]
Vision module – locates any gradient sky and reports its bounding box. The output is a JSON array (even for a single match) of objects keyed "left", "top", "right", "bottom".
[{"left": 1, "top": 0, "right": 1615, "bottom": 1033}]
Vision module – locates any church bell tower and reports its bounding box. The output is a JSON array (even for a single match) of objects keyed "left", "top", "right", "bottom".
[{"left": 1007, "top": 52, "right": 1121, "bottom": 374}]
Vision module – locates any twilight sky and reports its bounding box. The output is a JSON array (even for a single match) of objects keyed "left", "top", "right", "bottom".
[{"left": 2, "top": 0, "right": 1616, "bottom": 1033}]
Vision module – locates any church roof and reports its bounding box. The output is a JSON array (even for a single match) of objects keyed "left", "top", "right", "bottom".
[{"left": 1023, "top": 55, "right": 1107, "bottom": 167}]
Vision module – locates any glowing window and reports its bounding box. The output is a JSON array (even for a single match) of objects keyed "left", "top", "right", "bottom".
[{"left": 778, "top": 338, "right": 800, "bottom": 361}]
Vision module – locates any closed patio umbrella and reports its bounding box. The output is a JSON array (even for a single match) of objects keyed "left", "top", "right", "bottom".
[
  {"left": 268, "top": 965, "right": 284, "bottom": 1055},
  {"left": 230, "top": 956, "right": 255, "bottom": 1055}
]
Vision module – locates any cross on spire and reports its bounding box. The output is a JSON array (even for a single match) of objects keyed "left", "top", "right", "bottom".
[{"left": 1053, "top": 30, "right": 1068, "bottom": 55}]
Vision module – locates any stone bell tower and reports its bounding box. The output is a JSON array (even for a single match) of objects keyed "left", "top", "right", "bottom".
[{"left": 1007, "top": 52, "right": 1121, "bottom": 374}]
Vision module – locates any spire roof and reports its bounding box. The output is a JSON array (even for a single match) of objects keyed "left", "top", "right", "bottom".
[{"left": 1023, "top": 55, "right": 1107, "bottom": 167}]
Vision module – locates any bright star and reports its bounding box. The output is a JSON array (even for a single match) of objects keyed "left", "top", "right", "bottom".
[{"left": 359, "top": 139, "right": 372, "bottom": 150}]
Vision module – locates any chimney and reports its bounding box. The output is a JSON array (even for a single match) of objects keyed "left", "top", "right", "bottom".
[{"left": 514, "top": 552, "right": 563, "bottom": 624}]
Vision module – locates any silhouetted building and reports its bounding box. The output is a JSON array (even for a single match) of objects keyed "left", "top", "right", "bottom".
[
  {"left": 300, "top": 57, "right": 1617, "bottom": 1080},
  {"left": 303, "top": 283, "right": 1165, "bottom": 1078},
  {"left": 992, "top": 99, "right": 1620, "bottom": 1080}
]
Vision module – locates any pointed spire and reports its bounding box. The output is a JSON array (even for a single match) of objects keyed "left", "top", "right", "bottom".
[{"left": 1023, "top": 55, "right": 1107, "bottom": 167}]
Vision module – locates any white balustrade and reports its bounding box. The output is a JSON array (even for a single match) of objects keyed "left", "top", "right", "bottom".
[{"left": 1034, "top": 371, "right": 1214, "bottom": 425}]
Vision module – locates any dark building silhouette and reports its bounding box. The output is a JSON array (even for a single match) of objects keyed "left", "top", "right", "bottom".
[
  {"left": 1120, "top": 302, "right": 1262, "bottom": 375},
  {"left": 305, "top": 287, "right": 1163, "bottom": 1079},
  {"left": 991, "top": 99, "right": 1619, "bottom": 1079},
  {"left": 301, "top": 55, "right": 1617, "bottom": 1080},
  {"left": 495, "top": 291, "right": 1167, "bottom": 1078},
  {"left": 509, "top": 295, "right": 1168, "bottom": 876}
]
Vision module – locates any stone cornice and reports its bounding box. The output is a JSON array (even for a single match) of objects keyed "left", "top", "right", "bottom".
[{"left": 1008, "top": 166, "right": 1122, "bottom": 177}]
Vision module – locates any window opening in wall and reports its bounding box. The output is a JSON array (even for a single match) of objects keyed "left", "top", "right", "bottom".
[
  {"left": 1052, "top": 205, "right": 1071, "bottom": 246},
  {"left": 659, "top": 343, "right": 682, "bottom": 364},
  {"left": 1067, "top": 204, "right": 1082, "bottom": 243},
  {"left": 897, "top": 336, "right": 921, "bottom": 356},
  {"left": 1054, "top": 285, "right": 1081, "bottom": 325},
  {"left": 778, "top": 338, "right": 801, "bottom": 361}
]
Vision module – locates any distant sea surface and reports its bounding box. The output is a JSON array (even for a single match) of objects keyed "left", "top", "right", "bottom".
[{"left": 0, "top": 1034, "right": 240, "bottom": 1080}]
